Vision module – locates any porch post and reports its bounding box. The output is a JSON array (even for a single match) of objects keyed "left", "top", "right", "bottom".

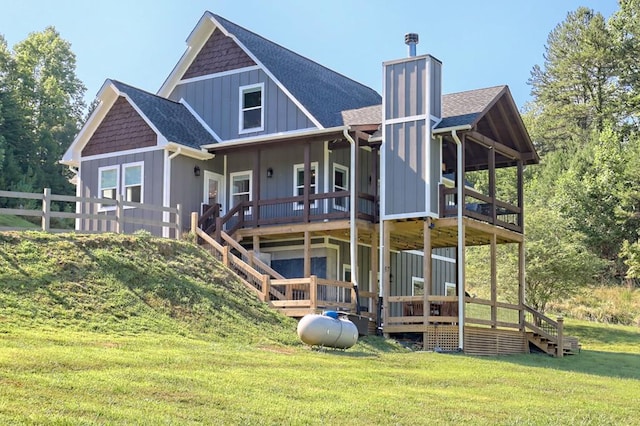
[
  {"left": 490, "top": 233, "right": 497, "bottom": 328},
  {"left": 488, "top": 145, "right": 496, "bottom": 224},
  {"left": 253, "top": 149, "right": 260, "bottom": 226},
  {"left": 370, "top": 230, "right": 379, "bottom": 320},
  {"left": 457, "top": 133, "right": 466, "bottom": 350},
  {"left": 303, "top": 230, "right": 311, "bottom": 278},
  {"left": 517, "top": 160, "right": 524, "bottom": 228},
  {"left": 371, "top": 146, "right": 379, "bottom": 223},
  {"left": 382, "top": 221, "right": 392, "bottom": 337},
  {"left": 349, "top": 132, "right": 359, "bottom": 313},
  {"left": 303, "top": 142, "right": 311, "bottom": 223},
  {"left": 423, "top": 218, "right": 432, "bottom": 326},
  {"left": 518, "top": 241, "right": 526, "bottom": 331}
]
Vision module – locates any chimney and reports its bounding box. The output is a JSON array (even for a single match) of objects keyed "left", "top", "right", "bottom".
[{"left": 404, "top": 33, "right": 419, "bottom": 57}]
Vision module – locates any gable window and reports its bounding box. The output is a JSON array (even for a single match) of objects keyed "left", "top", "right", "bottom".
[
  {"left": 239, "top": 83, "right": 264, "bottom": 134},
  {"left": 333, "top": 164, "right": 349, "bottom": 211},
  {"left": 123, "top": 162, "right": 143, "bottom": 203},
  {"left": 293, "top": 162, "right": 318, "bottom": 210},
  {"left": 230, "top": 171, "right": 252, "bottom": 214}
]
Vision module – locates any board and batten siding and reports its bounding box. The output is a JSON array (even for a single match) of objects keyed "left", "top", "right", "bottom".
[
  {"left": 169, "top": 68, "right": 316, "bottom": 141},
  {"left": 382, "top": 55, "right": 443, "bottom": 219},
  {"left": 225, "top": 143, "right": 326, "bottom": 220},
  {"left": 79, "top": 150, "right": 165, "bottom": 235},
  {"left": 170, "top": 155, "right": 224, "bottom": 228}
]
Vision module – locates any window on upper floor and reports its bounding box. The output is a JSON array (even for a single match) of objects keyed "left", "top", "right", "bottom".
[
  {"left": 239, "top": 83, "right": 264, "bottom": 134},
  {"left": 98, "top": 165, "right": 119, "bottom": 211},
  {"left": 123, "top": 162, "right": 143, "bottom": 203},
  {"left": 230, "top": 171, "right": 252, "bottom": 214},
  {"left": 333, "top": 164, "right": 349, "bottom": 211},
  {"left": 293, "top": 162, "right": 318, "bottom": 210}
]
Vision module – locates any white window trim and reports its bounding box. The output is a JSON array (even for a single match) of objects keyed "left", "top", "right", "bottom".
[
  {"left": 412, "top": 276, "right": 425, "bottom": 297},
  {"left": 122, "top": 161, "right": 144, "bottom": 206},
  {"left": 445, "top": 282, "right": 457, "bottom": 297},
  {"left": 238, "top": 83, "right": 264, "bottom": 135},
  {"left": 230, "top": 170, "right": 253, "bottom": 215},
  {"left": 98, "top": 165, "right": 119, "bottom": 212},
  {"left": 340, "top": 264, "right": 352, "bottom": 303},
  {"left": 332, "top": 163, "right": 349, "bottom": 211},
  {"left": 293, "top": 162, "right": 318, "bottom": 210}
]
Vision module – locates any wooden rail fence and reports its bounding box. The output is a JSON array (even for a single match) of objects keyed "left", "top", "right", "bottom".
[{"left": 0, "top": 188, "right": 182, "bottom": 238}]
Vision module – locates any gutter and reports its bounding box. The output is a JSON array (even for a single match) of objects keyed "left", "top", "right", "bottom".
[
  {"left": 343, "top": 128, "right": 361, "bottom": 315},
  {"left": 201, "top": 125, "right": 350, "bottom": 151},
  {"left": 450, "top": 129, "right": 466, "bottom": 351}
]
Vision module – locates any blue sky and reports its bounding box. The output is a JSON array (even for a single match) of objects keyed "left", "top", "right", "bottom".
[{"left": 0, "top": 0, "right": 619, "bottom": 110}]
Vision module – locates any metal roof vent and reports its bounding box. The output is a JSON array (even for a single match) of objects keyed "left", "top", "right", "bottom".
[{"left": 404, "top": 33, "right": 419, "bottom": 57}]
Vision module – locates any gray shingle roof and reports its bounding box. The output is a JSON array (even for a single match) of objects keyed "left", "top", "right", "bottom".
[
  {"left": 340, "top": 85, "right": 508, "bottom": 129},
  {"left": 110, "top": 80, "right": 217, "bottom": 148},
  {"left": 438, "top": 85, "right": 506, "bottom": 129},
  {"left": 212, "top": 14, "right": 382, "bottom": 128}
]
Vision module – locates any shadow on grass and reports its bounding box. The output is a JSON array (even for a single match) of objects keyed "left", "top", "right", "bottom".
[
  {"left": 492, "top": 349, "right": 640, "bottom": 381},
  {"left": 491, "top": 321, "right": 640, "bottom": 381}
]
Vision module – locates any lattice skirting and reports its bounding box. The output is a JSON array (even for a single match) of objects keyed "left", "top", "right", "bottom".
[{"left": 423, "top": 325, "right": 459, "bottom": 351}]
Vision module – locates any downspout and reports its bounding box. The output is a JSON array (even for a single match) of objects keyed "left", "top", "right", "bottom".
[
  {"left": 163, "top": 147, "right": 182, "bottom": 238},
  {"left": 450, "top": 130, "right": 465, "bottom": 350},
  {"left": 343, "top": 128, "right": 361, "bottom": 314}
]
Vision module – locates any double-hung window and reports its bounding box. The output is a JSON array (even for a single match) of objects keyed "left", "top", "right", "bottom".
[
  {"left": 333, "top": 164, "right": 349, "bottom": 211},
  {"left": 97, "top": 162, "right": 144, "bottom": 211},
  {"left": 123, "top": 162, "right": 143, "bottom": 203},
  {"left": 98, "top": 166, "right": 119, "bottom": 211},
  {"left": 293, "top": 162, "right": 318, "bottom": 210},
  {"left": 230, "top": 171, "right": 252, "bottom": 214},
  {"left": 239, "top": 83, "right": 264, "bottom": 133}
]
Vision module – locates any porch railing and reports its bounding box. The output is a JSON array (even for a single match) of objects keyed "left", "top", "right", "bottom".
[
  {"left": 202, "top": 191, "right": 378, "bottom": 239},
  {"left": 440, "top": 184, "right": 522, "bottom": 233},
  {"left": 191, "top": 216, "right": 375, "bottom": 317}
]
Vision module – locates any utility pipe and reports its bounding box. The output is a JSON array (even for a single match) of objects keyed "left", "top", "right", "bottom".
[
  {"left": 163, "top": 147, "right": 182, "bottom": 237},
  {"left": 343, "top": 128, "right": 361, "bottom": 314},
  {"left": 451, "top": 130, "right": 465, "bottom": 351}
]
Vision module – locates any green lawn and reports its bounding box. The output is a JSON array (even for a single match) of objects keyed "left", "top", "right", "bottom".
[
  {"left": 0, "top": 214, "right": 37, "bottom": 228},
  {"left": 0, "top": 232, "right": 638, "bottom": 424}
]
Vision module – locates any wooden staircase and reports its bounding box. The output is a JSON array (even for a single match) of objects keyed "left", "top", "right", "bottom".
[{"left": 523, "top": 305, "right": 580, "bottom": 357}]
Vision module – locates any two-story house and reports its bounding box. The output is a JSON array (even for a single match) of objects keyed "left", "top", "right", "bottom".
[{"left": 61, "top": 12, "right": 576, "bottom": 356}]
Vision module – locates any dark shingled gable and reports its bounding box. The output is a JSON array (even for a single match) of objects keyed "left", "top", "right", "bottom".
[
  {"left": 110, "top": 80, "right": 217, "bottom": 148},
  {"left": 212, "top": 13, "right": 382, "bottom": 128}
]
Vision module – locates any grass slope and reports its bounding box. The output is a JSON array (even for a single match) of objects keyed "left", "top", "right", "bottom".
[
  {"left": 0, "top": 231, "right": 297, "bottom": 345},
  {"left": 0, "top": 215, "right": 37, "bottom": 228},
  {"left": 0, "top": 232, "right": 639, "bottom": 425}
]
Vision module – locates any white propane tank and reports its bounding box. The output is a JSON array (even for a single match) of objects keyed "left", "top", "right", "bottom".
[{"left": 297, "top": 311, "right": 358, "bottom": 349}]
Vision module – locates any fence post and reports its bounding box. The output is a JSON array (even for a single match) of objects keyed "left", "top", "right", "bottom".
[
  {"left": 115, "top": 194, "right": 124, "bottom": 233},
  {"left": 222, "top": 246, "right": 230, "bottom": 267},
  {"left": 309, "top": 275, "right": 317, "bottom": 311},
  {"left": 191, "top": 212, "right": 198, "bottom": 234},
  {"left": 175, "top": 204, "right": 182, "bottom": 240},
  {"left": 42, "top": 188, "right": 51, "bottom": 232},
  {"left": 556, "top": 316, "right": 564, "bottom": 358},
  {"left": 215, "top": 217, "right": 222, "bottom": 243},
  {"left": 262, "top": 275, "right": 270, "bottom": 303}
]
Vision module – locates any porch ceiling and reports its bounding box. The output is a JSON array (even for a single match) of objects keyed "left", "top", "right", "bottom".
[
  {"left": 235, "top": 217, "right": 522, "bottom": 251},
  {"left": 388, "top": 217, "right": 523, "bottom": 251}
]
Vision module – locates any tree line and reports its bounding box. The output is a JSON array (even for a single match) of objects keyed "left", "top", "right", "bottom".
[
  {"left": 0, "top": 27, "right": 85, "bottom": 207},
  {"left": 522, "top": 1, "right": 640, "bottom": 310}
]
